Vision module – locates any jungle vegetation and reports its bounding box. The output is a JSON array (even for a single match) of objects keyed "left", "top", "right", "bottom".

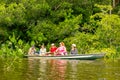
[{"left": 0, "top": 0, "right": 120, "bottom": 59}]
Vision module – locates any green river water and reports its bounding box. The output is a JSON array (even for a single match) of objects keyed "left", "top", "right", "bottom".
[{"left": 0, "top": 58, "right": 120, "bottom": 80}]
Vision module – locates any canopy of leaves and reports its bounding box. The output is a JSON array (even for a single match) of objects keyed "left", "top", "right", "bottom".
[{"left": 0, "top": 0, "right": 120, "bottom": 58}]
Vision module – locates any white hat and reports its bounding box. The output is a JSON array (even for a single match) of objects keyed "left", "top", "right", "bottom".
[
  {"left": 51, "top": 43, "right": 54, "bottom": 46},
  {"left": 72, "top": 44, "right": 76, "bottom": 47}
]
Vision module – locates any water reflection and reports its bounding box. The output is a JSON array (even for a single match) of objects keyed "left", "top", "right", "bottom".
[
  {"left": 38, "top": 59, "right": 67, "bottom": 80},
  {"left": 37, "top": 59, "right": 105, "bottom": 80},
  {"left": 26, "top": 58, "right": 40, "bottom": 80},
  {"left": 37, "top": 59, "right": 120, "bottom": 80},
  {"left": 1, "top": 58, "right": 120, "bottom": 80}
]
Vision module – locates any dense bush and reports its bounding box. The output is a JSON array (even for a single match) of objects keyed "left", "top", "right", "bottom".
[{"left": 0, "top": 0, "right": 120, "bottom": 59}]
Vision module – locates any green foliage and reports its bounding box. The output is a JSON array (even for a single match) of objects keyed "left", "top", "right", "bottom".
[
  {"left": 0, "top": 0, "right": 120, "bottom": 59},
  {"left": 64, "top": 32, "right": 101, "bottom": 54},
  {"left": 112, "top": 4, "right": 120, "bottom": 15},
  {"left": 0, "top": 33, "right": 30, "bottom": 58},
  {"left": 0, "top": 3, "right": 26, "bottom": 26},
  {"left": 65, "top": 4, "right": 120, "bottom": 59},
  {"left": 94, "top": 4, "right": 112, "bottom": 14}
]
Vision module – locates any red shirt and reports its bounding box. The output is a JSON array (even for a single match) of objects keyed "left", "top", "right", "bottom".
[{"left": 50, "top": 47, "right": 57, "bottom": 53}]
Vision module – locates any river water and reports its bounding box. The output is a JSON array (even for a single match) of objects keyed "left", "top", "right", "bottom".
[{"left": 0, "top": 58, "right": 120, "bottom": 80}]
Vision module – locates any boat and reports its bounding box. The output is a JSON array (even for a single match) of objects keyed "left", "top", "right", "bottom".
[{"left": 24, "top": 53, "right": 105, "bottom": 60}]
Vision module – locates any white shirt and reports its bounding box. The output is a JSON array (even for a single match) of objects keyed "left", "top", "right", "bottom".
[{"left": 39, "top": 48, "right": 46, "bottom": 54}]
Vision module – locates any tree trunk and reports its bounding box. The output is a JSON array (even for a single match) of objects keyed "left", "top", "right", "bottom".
[
  {"left": 113, "top": 0, "right": 115, "bottom": 7},
  {"left": 113, "top": 0, "right": 120, "bottom": 7}
]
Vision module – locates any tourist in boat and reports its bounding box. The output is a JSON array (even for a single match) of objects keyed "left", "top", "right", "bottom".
[
  {"left": 39, "top": 44, "right": 47, "bottom": 56},
  {"left": 47, "top": 43, "right": 57, "bottom": 56},
  {"left": 28, "top": 46, "right": 36, "bottom": 55},
  {"left": 55, "top": 42, "right": 67, "bottom": 56},
  {"left": 70, "top": 44, "right": 78, "bottom": 55}
]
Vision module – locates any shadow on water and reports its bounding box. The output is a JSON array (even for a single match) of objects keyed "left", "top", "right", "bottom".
[{"left": 0, "top": 58, "right": 120, "bottom": 80}]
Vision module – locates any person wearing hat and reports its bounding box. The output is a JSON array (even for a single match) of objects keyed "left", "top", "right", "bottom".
[
  {"left": 50, "top": 43, "right": 57, "bottom": 55},
  {"left": 70, "top": 44, "right": 78, "bottom": 55},
  {"left": 46, "top": 43, "right": 57, "bottom": 56}
]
